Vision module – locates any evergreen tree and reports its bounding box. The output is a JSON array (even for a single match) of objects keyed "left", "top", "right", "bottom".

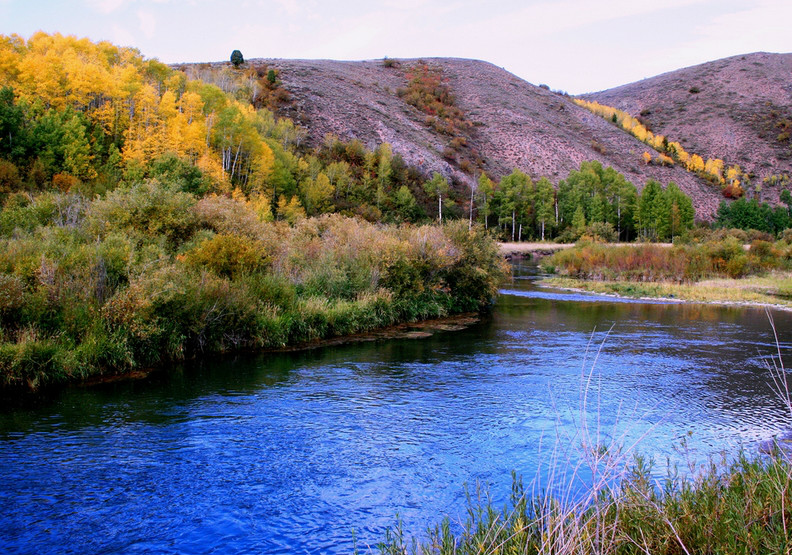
[{"left": 230, "top": 50, "right": 244, "bottom": 68}]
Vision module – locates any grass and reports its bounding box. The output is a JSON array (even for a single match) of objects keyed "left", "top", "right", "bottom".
[
  {"left": 539, "top": 274, "right": 792, "bottom": 310},
  {"left": 377, "top": 453, "right": 792, "bottom": 554},
  {"left": 376, "top": 325, "right": 792, "bottom": 555}
]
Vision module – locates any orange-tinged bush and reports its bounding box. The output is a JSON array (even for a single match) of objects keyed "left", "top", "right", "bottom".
[
  {"left": 184, "top": 233, "right": 268, "bottom": 278},
  {"left": 544, "top": 237, "right": 787, "bottom": 283}
]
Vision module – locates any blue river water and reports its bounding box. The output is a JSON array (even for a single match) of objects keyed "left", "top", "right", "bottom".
[{"left": 1, "top": 261, "right": 791, "bottom": 554}]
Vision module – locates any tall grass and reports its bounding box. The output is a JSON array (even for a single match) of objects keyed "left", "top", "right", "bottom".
[{"left": 377, "top": 328, "right": 792, "bottom": 554}]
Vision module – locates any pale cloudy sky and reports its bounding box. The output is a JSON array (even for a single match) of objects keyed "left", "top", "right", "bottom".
[{"left": 1, "top": 0, "right": 791, "bottom": 94}]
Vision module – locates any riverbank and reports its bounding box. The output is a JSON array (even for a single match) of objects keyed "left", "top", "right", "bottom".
[
  {"left": 75, "top": 312, "right": 481, "bottom": 389},
  {"left": 498, "top": 242, "right": 574, "bottom": 258},
  {"left": 539, "top": 274, "right": 792, "bottom": 310},
  {"left": 380, "top": 452, "right": 792, "bottom": 554},
  {"left": 498, "top": 242, "right": 674, "bottom": 259},
  {"left": 0, "top": 203, "right": 508, "bottom": 391}
]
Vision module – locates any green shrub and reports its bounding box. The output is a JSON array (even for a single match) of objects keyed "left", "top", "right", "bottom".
[
  {"left": 545, "top": 238, "right": 786, "bottom": 282},
  {"left": 582, "top": 221, "right": 618, "bottom": 243},
  {"left": 0, "top": 333, "right": 61, "bottom": 387},
  {"left": 86, "top": 181, "right": 198, "bottom": 247},
  {"left": 0, "top": 273, "right": 25, "bottom": 320},
  {"left": 0, "top": 206, "right": 506, "bottom": 388},
  {"left": 0, "top": 159, "right": 22, "bottom": 194}
]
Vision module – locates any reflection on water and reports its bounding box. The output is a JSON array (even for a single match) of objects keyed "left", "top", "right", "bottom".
[{"left": 1, "top": 261, "right": 790, "bottom": 554}]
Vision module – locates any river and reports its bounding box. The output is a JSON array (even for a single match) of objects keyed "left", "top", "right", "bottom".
[{"left": 1, "top": 261, "right": 791, "bottom": 554}]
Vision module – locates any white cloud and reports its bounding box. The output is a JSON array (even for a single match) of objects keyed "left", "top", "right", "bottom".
[{"left": 271, "top": 0, "right": 302, "bottom": 16}]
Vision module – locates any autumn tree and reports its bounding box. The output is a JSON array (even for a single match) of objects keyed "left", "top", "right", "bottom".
[{"left": 299, "top": 172, "right": 334, "bottom": 215}]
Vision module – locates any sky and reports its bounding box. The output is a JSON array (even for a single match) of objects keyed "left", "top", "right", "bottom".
[{"left": 1, "top": 0, "right": 791, "bottom": 94}]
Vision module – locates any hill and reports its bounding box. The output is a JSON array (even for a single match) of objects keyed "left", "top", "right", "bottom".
[
  {"left": 182, "top": 57, "right": 728, "bottom": 217},
  {"left": 585, "top": 52, "right": 792, "bottom": 204}
]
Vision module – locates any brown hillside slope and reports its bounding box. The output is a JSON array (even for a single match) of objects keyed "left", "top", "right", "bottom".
[
  {"left": 585, "top": 52, "right": 792, "bottom": 203},
  {"left": 193, "top": 57, "right": 745, "bottom": 218}
]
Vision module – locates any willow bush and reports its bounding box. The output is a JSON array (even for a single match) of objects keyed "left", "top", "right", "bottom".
[{"left": 0, "top": 184, "right": 508, "bottom": 389}]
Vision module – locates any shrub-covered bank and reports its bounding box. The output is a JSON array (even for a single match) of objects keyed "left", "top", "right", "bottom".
[
  {"left": 543, "top": 239, "right": 792, "bottom": 282},
  {"left": 0, "top": 185, "right": 507, "bottom": 390},
  {"left": 378, "top": 452, "right": 792, "bottom": 554}
]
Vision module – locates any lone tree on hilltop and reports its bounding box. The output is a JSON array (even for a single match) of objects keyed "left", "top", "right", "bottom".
[{"left": 230, "top": 50, "right": 244, "bottom": 68}]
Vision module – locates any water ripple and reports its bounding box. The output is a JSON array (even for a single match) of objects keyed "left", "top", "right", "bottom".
[{"left": 1, "top": 268, "right": 791, "bottom": 554}]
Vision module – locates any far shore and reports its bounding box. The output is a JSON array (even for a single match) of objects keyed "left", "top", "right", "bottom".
[
  {"left": 498, "top": 242, "right": 573, "bottom": 257},
  {"left": 498, "top": 242, "right": 673, "bottom": 257},
  {"left": 538, "top": 275, "right": 792, "bottom": 311}
]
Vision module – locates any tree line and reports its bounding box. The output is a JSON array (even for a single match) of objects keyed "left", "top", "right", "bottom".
[{"left": 473, "top": 161, "right": 695, "bottom": 242}]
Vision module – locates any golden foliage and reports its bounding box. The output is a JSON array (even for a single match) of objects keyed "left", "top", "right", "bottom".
[
  {"left": 574, "top": 98, "right": 742, "bottom": 190},
  {"left": 1, "top": 32, "right": 278, "bottom": 193}
]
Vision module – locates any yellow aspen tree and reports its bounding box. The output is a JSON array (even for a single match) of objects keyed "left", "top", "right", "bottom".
[
  {"left": 657, "top": 153, "right": 675, "bottom": 166},
  {"left": 0, "top": 34, "right": 24, "bottom": 84},
  {"left": 726, "top": 165, "right": 742, "bottom": 184},
  {"left": 17, "top": 34, "right": 66, "bottom": 108},
  {"left": 246, "top": 142, "right": 275, "bottom": 194},
  {"left": 704, "top": 158, "right": 724, "bottom": 182},
  {"left": 689, "top": 154, "right": 705, "bottom": 173},
  {"left": 277, "top": 195, "right": 305, "bottom": 224},
  {"left": 249, "top": 193, "right": 274, "bottom": 222},
  {"left": 197, "top": 151, "right": 229, "bottom": 192},
  {"left": 179, "top": 91, "right": 204, "bottom": 124},
  {"left": 123, "top": 83, "right": 162, "bottom": 164}
]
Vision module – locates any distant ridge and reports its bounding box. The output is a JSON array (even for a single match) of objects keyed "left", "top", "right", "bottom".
[
  {"left": 585, "top": 52, "right": 792, "bottom": 204},
  {"left": 179, "top": 52, "right": 792, "bottom": 218}
]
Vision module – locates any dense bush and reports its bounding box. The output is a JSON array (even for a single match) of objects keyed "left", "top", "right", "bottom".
[
  {"left": 544, "top": 238, "right": 791, "bottom": 282},
  {"left": 716, "top": 196, "right": 792, "bottom": 235},
  {"left": 0, "top": 187, "right": 507, "bottom": 389}
]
